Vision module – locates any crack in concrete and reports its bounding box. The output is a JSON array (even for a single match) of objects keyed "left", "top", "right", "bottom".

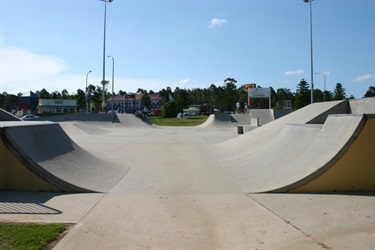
[{"left": 246, "top": 194, "right": 332, "bottom": 249}]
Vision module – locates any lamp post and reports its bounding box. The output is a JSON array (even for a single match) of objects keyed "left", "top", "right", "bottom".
[
  {"left": 304, "top": 0, "right": 314, "bottom": 104},
  {"left": 85, "top": 70, "right": 92, "bottom": 113},
  {"left": 100, "top": 0, "right": 113, "bottom": 112},
  {"left": 108, "top": 55, "right": 114, "bottom": 114},
  {"left": 315, "top": 72, "right": 326, "bottom": 102}
]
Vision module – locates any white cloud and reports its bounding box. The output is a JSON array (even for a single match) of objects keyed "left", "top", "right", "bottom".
[
  {"left": 0, "top": 47, "right": 68, "bottom": 84},
  {"left": 353, "top": 73, "right": 373, "bottom": 82},
  {"left": 284, "top": 69, "right": 305, "bottom": 76},
  {"left": 208, "top": 18, "right": 227, "bottom": 29},
  {"left": 321, "top": 71, "right": 330, "bottom": 75},
  {"left": 179, "top": 79, "right": 190, "bottom": 84}
]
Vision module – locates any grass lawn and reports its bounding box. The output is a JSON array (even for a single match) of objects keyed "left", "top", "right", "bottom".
[
  {"left": 0, "top": 222, "right": 70, "bottom": 250},
  {"left": 149, "top": 115, "right": 209, "bottom": 126}
]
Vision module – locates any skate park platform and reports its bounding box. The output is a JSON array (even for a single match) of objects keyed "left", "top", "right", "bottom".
[{"left": 1, "top": 98, "right": 374, "bottom": 249}]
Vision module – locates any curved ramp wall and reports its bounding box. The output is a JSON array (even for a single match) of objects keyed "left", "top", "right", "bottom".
[
  {"left": 0, "top": 122, "right": 129, "bottom": 192},
  {"left": 215, "top": 114, "right": 374, "bottom": 193},
  {"left": 290, "top": 114, "right": 375, "bottom": 192},
  {"left": 212, "top": 100, "right": 349, "bottom": 162}
]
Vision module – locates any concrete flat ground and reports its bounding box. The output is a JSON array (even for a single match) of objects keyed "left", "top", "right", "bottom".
[
  {"left": 1, "top": 113, "right": 374, "bottom": 249},
  {"left": 1, "top": 191, "right": 374, "bottom": 249}
]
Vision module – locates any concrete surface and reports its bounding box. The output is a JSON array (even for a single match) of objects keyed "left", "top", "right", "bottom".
[
  {"left": 0, "top": 99, "right": 375, "bottom": 249},
  {"left": 1, "top": 191, "right": 374, "bottom": 249}
]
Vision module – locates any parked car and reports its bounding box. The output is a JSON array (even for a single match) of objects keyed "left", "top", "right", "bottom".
[{"left": 20, "top": 115, "right": 40, "bottom": 120}]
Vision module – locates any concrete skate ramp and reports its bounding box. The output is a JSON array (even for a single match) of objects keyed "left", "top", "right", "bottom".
[
  {"left": 41, "top": 113, "right": 120, "bottom": 123},
  {"left": 249, "top": 109, "right": 274, "bottom": 126},
  {"left": 115, "top": 114, "right": 152, "bottom": 128},
  {"left": 349, "top": 97, "right": 375, "bottom": 114},
  {"left": 212, "top": 100, "right": 374, "bottom": 193},
  {"left": 0, "top": 109, "right": 20, "bottom": 121},
  {"left": 0, "top": 122, "right": 129, "bottom": 192},
  {"left": 212, "top": 100, "right": 349, "bottom": 159},
  {"left": 196, "top": 113, "right": 234, "bottom": 130}
]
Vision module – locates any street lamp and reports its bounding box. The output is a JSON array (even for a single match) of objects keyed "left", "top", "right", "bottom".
[
  {"left": 315, "top": 72, "right": 326, "bottom": 102},
  {"left": 100, "top": 0, "right": 113, "bottom": 112},
  {"left": 86, "top": 70, "right": 92, "bottom": 113},
  {"left": 304, "top": 0, "right": 314, "bottom": 104},
  {"left": 108, "top": 55, "right": 114, "bottom": 114}
]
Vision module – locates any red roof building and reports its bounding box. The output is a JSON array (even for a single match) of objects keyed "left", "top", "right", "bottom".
[{"left": 106, "top": 93, "right": 163, "bottom": 113}]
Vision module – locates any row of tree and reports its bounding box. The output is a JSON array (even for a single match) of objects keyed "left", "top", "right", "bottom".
[{"left": 1, "top": 78, "right": 374, "bottom": 115}]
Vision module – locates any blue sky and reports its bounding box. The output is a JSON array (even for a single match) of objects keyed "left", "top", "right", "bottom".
[{"left": 1, "top": 0, "right": 374, "bottom": 98}]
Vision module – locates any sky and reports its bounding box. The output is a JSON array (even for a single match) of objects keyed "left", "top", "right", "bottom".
[{"left": 0, "top": 0, "right": 374, "bottom": 99}]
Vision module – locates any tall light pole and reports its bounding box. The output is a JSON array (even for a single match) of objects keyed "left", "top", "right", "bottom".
[
  {"left": 108, "top": 55, "right": 114, "bottom": 114},
  {"left": 304, "top": 0, "right": 314, "bottom": 104},
  {"left": 85, "top": 70, "right": 92, "bottom": 113},
  {"left": 100, "top": 0, "right": 113, "bottom": 112},
  {"left": 315, "top": 72, "right": 326, "bottom": 102}
]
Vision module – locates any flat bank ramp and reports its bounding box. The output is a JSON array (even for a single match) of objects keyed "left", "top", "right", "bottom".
[
  {"left": 115, "top": 114, "right": 151, "bottom": 128},
  {"left": 249, "top": 109, "right": 274, "bottom": 125},
  {"left": 199, "top": 113, "right": 233, "bottom": 128},
  {"left": 0, "top": 109, "right": 20, "bottom": 121},
  {"left": 214, "top": 114, "right": 375, "bottom": 193},
  {"left": 0, "top": 122, "right": 129, "bottom": 192}
]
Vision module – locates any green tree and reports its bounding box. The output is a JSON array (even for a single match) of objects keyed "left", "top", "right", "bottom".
[
  {"left": 275, "top": 88, "right": 294, "bottom": 109},
  {"left": 61, "top": 89, "right": 69, "bottom": 99},
  {"left": 323, "top": 90, "right": 333, "bottom": 102},
  {"left": 174, "top": 88, "right": 189, "bottom": 112},
  {"left": 75, "top": 89, "right": 86, "bottom": 111},
  {"left": 159, "top": 87, "right": 173, "bottom": 103},
  {"left": 37, "top": 88, "right": 51, "bottom": 99},
  {"left": 140, "top": 92, "right": 151, "bottom": 109},
  {"left": 118, "top": 90, "right": 126, "bottom": 96},
  {"left": 333, "top": 83, "right": 347, "bottom": 100},
  {"left": 294, "top": 79, "right": 310, "bottom": 109},
  {"left": 222, "top": 78, "right": 238, "bottom": 112},
  {"left": 313, "top": 89, "right": 324, "bottom": 103},
  {"left": 209, "top": 84, "right": 223, "bottom": 110},
  {"left": 1, "top": 92, "right": 20, "bottom": 111},
  {"left": 137, "top": 88, "right": 147, "bottom": 94},
  {"left": 162, "top": 101, "right": 178, "bottom": 118},
  {"left": 364, "top": 86, "right": 375, "bottom": 97},
  {"left": 51, "top": 91, "right": 62, "bottom": 99}
]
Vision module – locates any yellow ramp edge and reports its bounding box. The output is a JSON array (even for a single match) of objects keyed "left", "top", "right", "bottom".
[
  {"left": 291, "top": 116, "right": 375, "bottom": 192},
  {"left": 0, "top": 137, "right": 62, "bottom": 192}
]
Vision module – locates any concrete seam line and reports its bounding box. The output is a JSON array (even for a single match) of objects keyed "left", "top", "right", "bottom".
[
  {"left": 77, "top": 193, "right": 108, "bottom": 224},
  {"left": 245, "top": 194, "right": 332, "bottom": 250}
]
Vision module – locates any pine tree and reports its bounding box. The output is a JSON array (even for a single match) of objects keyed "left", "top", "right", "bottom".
[
  {"left": 294, "top": 79, "right": 310, "bottom": 109},
  {"left": 333, "top": 83, "right": 347, "bottom": 100}
]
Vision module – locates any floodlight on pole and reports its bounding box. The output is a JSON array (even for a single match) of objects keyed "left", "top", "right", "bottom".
[
  {"left": 100, "top": 0, "right": 113, "bottom": 112},
  {"left": 108, "top": 55, "right": 114, "bottom": 114},
  {"left": 85, "top": 70, "right": 92, "bottom": 113},
  {"left": 304, "top": 0, "right": 314, "bottom": 104},
  {"left": 315, "top": 72, "right": 327, "bottom": 102}
]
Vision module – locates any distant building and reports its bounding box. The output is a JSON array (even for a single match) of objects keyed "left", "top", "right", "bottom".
[
  {"left": 106, "top": 93, "right": 163, "bottom": 113},
  {"left": 38, "top": 99, "right": 77, "bottom": 114},
  {"left": 19, "top": 91, "right": 38, "bottom": 112}
]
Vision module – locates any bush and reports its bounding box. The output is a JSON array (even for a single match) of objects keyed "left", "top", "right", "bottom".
[{"left": 162, "top": 101, "right": 178, "bottom": 118}]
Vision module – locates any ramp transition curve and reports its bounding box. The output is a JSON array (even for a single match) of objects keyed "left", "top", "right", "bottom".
[{"left": 0, "top": 122, "right": 129, "bottom": 192}]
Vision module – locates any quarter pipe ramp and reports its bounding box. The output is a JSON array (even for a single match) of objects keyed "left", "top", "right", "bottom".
[{"left": 0, "top": 122, "right": 129, "bottom": 192}]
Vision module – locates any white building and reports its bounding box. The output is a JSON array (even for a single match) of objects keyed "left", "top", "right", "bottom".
[{"left": 38, "top": 99, "right": 77, "bottom": 114}]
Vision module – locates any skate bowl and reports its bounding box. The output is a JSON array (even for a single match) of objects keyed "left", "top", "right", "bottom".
[{"left": 0, "top": 98, "right": 374, "bottom": 193}]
